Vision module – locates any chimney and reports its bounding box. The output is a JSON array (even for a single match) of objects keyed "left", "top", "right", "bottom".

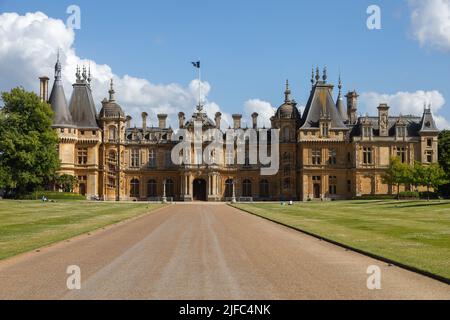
[
  {"left": 158, "top": 114, "right": 168, "bottom": 129},
  {"left": 251, "top": 113, "right": 259, "bottom": 129},
  {"left": 378, "top": 103, "right": 390, "bottom": 137},
  {"left": 142, "top": 112, "right": 148, "bottom": 132},
  {"left": 215, "top": 112, "right": 222, "bottom": 129},
  {"left": 232, "top": 114, "right": 242, "bottom": 129},
  {"left": 126, "top": 116, "right": 132, "bottom": 129},
  {"left": 178, "top": 112, "right": 185, "bottom": 129},
  {"left": 39, "top": 76, "right": 50, "bottom": 102},
  {"left": 346, "top": 91, "right": 359, "bottom": 125}
]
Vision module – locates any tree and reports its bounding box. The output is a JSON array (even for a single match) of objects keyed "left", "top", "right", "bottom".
[
  {"left": 382, "top": 157, "right": 410, "bottom": 199},
  {"left": 419, "top": 163, "right": 448, "bottom": 200},
  {"left": 438, "top": 130, "right": 450, "bottom": 197},
  {"left": 55, "top": 174, "right": 78, "bottom": 193},
  {"left": 0, "top": 87, "right": 60, "bottom": 196}
]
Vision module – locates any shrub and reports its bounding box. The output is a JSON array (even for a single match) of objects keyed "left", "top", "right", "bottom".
[
  {"left": 399, "top": 191, "right": 420, "bottom": 199},
  {"left": 21, "top": 191, "right": 85, "bottom": 201}
]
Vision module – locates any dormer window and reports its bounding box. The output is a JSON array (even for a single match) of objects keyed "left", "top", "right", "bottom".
[
  {"left": 362, "top": 126, "right": 372, "bottom": 138},
  {"left": 396, "top": 126, "right": 406, "bottom": 138},
  {"left": 320, "top": 122, "right": 330, "bottom": 137}
]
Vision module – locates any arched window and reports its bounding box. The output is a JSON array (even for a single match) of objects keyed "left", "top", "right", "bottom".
[
  {"left": 165, "top": 179, "right": 174, "bottom": 198},
  {"left": 108, "top": 126, "right": 117, "bottom": 141},
  {"left": 259, "top": 179, "right": 269, "bottom": 198},
  {"left": 243, "top": 179, "right": 252, "bottom": 197},
  {"left": 147, "top": 179, "right": 157, "bottom": 197},
  {"left": 225, "top": 179, "right": 234, "bottom": 198},
  {"left": 130, "top": 179, "right": 140, "bottom": 198}
]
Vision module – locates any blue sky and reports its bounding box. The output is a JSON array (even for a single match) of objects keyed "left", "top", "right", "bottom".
[{"left": 1, "top": 0, "right": 449, "bottom": 127}]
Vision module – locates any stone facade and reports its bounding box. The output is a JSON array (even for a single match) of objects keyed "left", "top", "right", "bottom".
[{"left": 41, "top": 60, "right": 440, "bottom": 201}]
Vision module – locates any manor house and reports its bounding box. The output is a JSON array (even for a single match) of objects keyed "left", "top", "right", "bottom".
[{"left": 39, "top": 57, "right": 439, "bottom": 201}]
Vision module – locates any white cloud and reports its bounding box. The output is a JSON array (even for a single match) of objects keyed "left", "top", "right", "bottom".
[
  {"left": 243, "top": 99, "right": 276, "bottom": 128},
  {"left": 409, "top": 0, "right": 450, "bottom": 51},
  {"left": 359, "top": 90, "right": 450, "bottom": 129},
  {"left": 0, "top": 11, "right": 229, "bottom": 128}
]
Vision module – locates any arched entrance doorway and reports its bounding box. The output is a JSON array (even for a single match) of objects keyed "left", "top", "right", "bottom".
[{"left": 193, "top": 179, "right": 207, "bottom": 201}]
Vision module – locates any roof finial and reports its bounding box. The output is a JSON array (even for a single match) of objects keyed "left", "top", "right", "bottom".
[
  {"left": 109, "top": 78, "right": 115, "bottom": 101},
  {"left": 322, "top": 66, "right": 327, "bottom": 82},
  {"left": 284, "top": 79, "right": 291, "bottom": 103},
  {"left": 311, "top": 67, "right": 315, "bottom": 86},
  {"left": 82, "top": 65, "right": 87, "bottom": 81},
  {"left": 338, "top": 73, "right": 342, "bottom": 96},
  {"left": 87, "top": 62, "right": 92, "bottom": 84},
  {"left": 315, "top": 66, "right": 320, "bottom": 83},
  {"left": 54, "top": 49, "right": 62, "bottom": 81},
  {"left": 76, "top": 65, "right": 81, "bottom": 81}
]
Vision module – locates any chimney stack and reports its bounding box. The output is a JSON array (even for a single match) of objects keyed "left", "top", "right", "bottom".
[
  {"left": 251, "top": 113, "right": 259, "bottom": 129},
  {"left": 158, "top": 114, "right": 168, "bottom": 129},
  {"left": 126, "top": 116, "right": 132, "bottom": 129},
  {"left": 39, "top": 76, "right": 50, "bottom": 102},
  {"left": 142, "top": 112, "right": 148, "bottom": 132},
  {"left": 378, "top": 103, "right": 390, "bottom": 137},
  {"left": 346, "top": 91, "right": 359, "bottom": 125},
  {"left": 178, "top": 112, "right": 185, "bottom": 129},
  {"left": 232, "top": 114, "right": 242, "bottom": 129},
  {"left": 215, "top": 112, "right": 222, "bottom": 129}
]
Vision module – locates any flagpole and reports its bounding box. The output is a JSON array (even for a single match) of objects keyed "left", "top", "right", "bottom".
[{"left": 198, "top": 60, "right": 202, "bottom": 108}]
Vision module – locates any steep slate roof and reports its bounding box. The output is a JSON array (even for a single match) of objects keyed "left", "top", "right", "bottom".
[
  {"left": 351, "top": 116, "right": 422, "bottom": 137},
  {"left": 301, "top": 81, "right": 347, "bottom": 129},
  {"left": 69, "top": 75, "right": 99, "bottom": 129},
  {"left": 48, "top": 56, "right": 74, "bottom": 128},
  {"left": 420, "top": 107, "right": 439, "bottom": 133}
]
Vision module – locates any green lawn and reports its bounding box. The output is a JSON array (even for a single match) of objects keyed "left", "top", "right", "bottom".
[
  {"left": 0, "top": 200, "right": 165, "bottom": 260},
  {"left": 233, "top": 200, "right": 450, "bottom": 280}
]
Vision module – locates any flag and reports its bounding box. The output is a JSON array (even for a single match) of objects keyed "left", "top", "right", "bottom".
[{"left": 192, "top": 61, "right": 200, "bottom": 69}]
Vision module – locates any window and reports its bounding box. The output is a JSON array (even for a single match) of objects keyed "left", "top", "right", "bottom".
[
  {"left": 225, "top": 149, "right": 234, "bottom": 165},
  {"left": 165, "top": 151, "right": 173, "bottom": 167},
  {"left": 363, "top": 147, "right": 373, "bottom": 165},
  {"left": 77, "top": 148, "right": 88, "bottom": 165},
  {"left": 147, "top": 180, "right": 157, "bottom": 197},
  {"left": 108, "top": 150, "right": 117, "bottom": 172},
  {"left": 397, "top": 147, "right": 407, "bottom": 163},
  {"left": 329, "top": 176, "right": 337, "bottom": 195},
  {"left": 347, "top": 180, "right": 352, "bottom": 193},
  {"left": 148, "top": 149, "right": 156, "bottom": 167},
  {"left": 60, "top": 128, "right": 64, "bottom": 133},
  {"left": 165, "top": 179, "right": 174, "bottom": 198},
  {"left": 426, "top": 151, "right": 433, "bottom": 163},
  {"left": 108, "top": 126, "right": 117, "bottom": 141},
  {"left": 283, "top": 178, "right": 291, "bottom": 190},
  {"left": 130, "top": 179, "right": 140, "bottom": 198},
  {"left": 363, "top": 126, "right": 372, "bottom": 138},
  {"left": 131, "top": 149, "right": 140, "bottom": 168},
  {"left": 225, "top": 179, "right": 234, "bottom": 198},
  {"left": 108, "top": 177, "right": 116, "bottom": 189},
  {"left": 80, "top": 130, "right": 85, "bottom": 135},
  {"left": 312, "top": 149, "right": 322, "bottom": 165},
  {"left": 427, "top": 139, "right": 433, "bottom": 148},
  {"left": 396, "top": 126, "right": 406, "bottom": 138},
  {"left": 329, "top": 149, "right": 337, "bottom": 165},
  {"left": 195, "top": 148, "right": 203, "bottom": 165},
  {"left": 242, "top": 179, "right": 252, "bottom": 197},
  {"left": 321, "top": 122, "right": 329, "bottom": 137},
  {"left": 312, "top": 176, "right": 321, "bottom": 182},
  {"left": 259, "top": 180, "right": 269, "bottom": 198}
]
